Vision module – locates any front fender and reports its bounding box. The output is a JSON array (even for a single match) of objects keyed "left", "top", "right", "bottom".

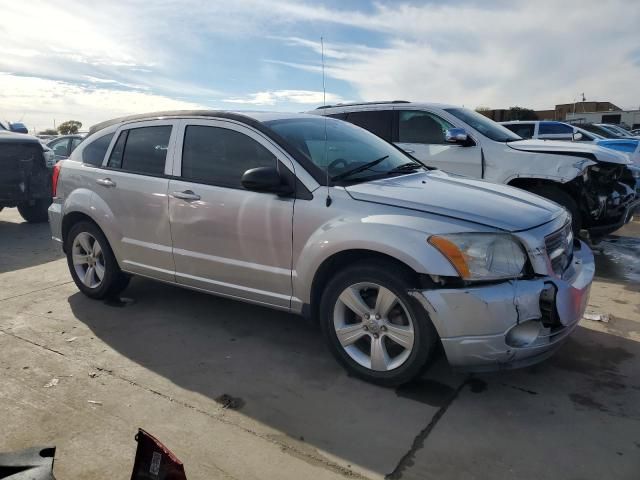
[
  {"left": 501, "top": 155, "right": 594, "bottom": 185},
  {"left": 293, "top": 216, "right": 460, "bottom": 304}
]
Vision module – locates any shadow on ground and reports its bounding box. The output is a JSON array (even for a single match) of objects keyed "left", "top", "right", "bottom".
[
  {"left": 67, "top": 275, "right": 640, "bottom": 477},
  {"left": 0, "top": 210, "right": 63, "bottom": 273}
]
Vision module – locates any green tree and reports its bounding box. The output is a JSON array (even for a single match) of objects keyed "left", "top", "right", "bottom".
[
  {"left": 39, "top": 128, "right": 58, "bottom": 135},
  {"left": 508, "top": 106, "right": 537, "bottom": 121},
  {"left": 57, "top": 120, "right": 83, "bottom": 135},
  {"left": 475, "top": 106, "right": 491, "bottom": 112}
]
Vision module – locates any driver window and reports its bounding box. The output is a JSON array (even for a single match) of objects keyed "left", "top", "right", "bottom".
[
  {"left": 52, "top": 139, "right": 70, "bottom": 157},
  {"left": 398, "top": 111, "right": 454, "bottom": 144}
]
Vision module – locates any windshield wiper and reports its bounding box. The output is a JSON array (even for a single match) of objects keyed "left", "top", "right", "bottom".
[
  {"left": 385, "top": 162, "right": 423, "bottom": 175},
  {"left": 330, "top": 155, "right": 389, "bottom": 182}
]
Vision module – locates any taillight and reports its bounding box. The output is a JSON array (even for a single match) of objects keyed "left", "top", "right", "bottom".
[{"left": 52, "top": 161, "right": 62, "bottom": 197}]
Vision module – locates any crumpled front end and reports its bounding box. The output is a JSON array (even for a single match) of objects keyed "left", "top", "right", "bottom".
[
  {"left": 412, "top": 238, "right": 594, "bottom": 371},
  {"left": 579, "top": 163, "right": 639, "bottom": 236}
]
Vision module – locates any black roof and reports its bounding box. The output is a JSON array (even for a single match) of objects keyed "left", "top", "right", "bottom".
[
  {"left": 315, "top": 100, "right": 410, "bottom": 110},
  {"left": 87, "top": 110, "right": 261, "bottom": 136}
]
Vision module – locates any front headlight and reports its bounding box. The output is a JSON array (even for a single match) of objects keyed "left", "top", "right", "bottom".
[{"left": 428, "top": 233, "right": 527, "bottom": 280}]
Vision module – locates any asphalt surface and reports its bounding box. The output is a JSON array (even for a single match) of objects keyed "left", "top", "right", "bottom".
[{"left": 0, "top": 207, "right": 639, "bottom": 479}]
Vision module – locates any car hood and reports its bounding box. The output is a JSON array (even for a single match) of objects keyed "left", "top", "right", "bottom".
[
  {"left": 507, "top": 139, "right": 630, "bottom": 165},
  {"left": 345, "top": 170, "right": 564, "bottom": 232}
]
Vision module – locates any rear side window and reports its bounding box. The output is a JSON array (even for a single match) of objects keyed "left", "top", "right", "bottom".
[
  {"left": 82, "top": 132, "right": 114, "bottom": 166},
  {"left": 108, "top": 126, "right": 171, "bottom": 176},
  {"left": 398, "top": 110, "right": 454, "bottom": 144},
  {"left": 344, "top": 110, "right": 393, "bottom": 142},
  {"left": 503, "top": 123, "right": 535, "bottom": 139},
  {"left": 539, "top": 122, "right": 573, "bottom": 135},
  {"left": 181, "top": 125, "right": 276, "bottom": 188}
]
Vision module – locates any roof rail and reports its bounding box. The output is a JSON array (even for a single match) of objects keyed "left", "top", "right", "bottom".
[{"left": 315, "top": 100, "right": 410, "bottom": 110}]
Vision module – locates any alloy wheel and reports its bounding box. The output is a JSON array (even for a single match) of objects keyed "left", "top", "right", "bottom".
[
  {"left": 72, "top": 232, "right": 105, "bottom": 289},
  {"left": 333, "top": 282, "right": 415, "bottom": 371}
]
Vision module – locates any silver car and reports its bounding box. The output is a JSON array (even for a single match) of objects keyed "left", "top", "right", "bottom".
[{"left": 48, "top": 111, "right": 594, "bottom": 386}]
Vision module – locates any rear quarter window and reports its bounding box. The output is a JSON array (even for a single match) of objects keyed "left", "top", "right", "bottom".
[{"left": 82, "top": 132, "right": 114, "bottom": 166}]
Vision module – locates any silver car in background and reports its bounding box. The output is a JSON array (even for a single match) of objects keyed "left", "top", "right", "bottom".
[{"left": 48, "top": 111, "right": 594, "bottom": 385}]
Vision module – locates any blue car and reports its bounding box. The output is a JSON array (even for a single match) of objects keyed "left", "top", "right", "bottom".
[{"left": 501, "top": 120, "right": 640, "bottom": 165}]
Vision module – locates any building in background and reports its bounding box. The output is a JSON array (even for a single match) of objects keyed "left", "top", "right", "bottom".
[
  {"left": 566, "top": 109, "right": 640, "bottom": 129},
  {"left": 479, "top": 101, "right": 629, "bottom": 123}
]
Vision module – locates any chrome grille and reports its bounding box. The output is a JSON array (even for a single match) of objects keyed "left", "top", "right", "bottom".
[{"left": 545, "top": 222, "right": 574, "bottom": 276}]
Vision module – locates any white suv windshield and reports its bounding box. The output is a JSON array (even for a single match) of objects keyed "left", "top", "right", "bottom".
[
  {"left": 445, "top": 108, "right": 522, "bottom": 142},
  {"left": 265, "top": 116, "right": 421, "bottom": 183}
]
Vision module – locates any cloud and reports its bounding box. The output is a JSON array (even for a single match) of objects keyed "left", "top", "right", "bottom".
[
  {"left": 267, "top": 1, "right": 640, "bottom": 110},
  {"left": 223, "top": 89, "right": 343, "bottom": 106},
  {"left": 0, "top": 73, "right": 208, "bottom": 132}
]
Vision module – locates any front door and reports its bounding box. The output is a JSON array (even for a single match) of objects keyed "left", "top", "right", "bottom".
[
  {"left": 168, "top": 119, "right": 294, "bottom": 309},
  {"left": 395, "top": 110, "right": 482, "bottom": 178}
]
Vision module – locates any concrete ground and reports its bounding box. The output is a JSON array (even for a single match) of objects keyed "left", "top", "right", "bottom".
[{"left": 0, "top": 207, "right": 639, "bottom": 479}]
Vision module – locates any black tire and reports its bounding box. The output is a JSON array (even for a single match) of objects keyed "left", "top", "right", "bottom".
[
  {"left": 530, "top": 186, "right": 581, "bottom": 234},
  {"left": 17, "top": 198, "right": 51, "bottom": 223},
  {"left": 319, "top": 259, "right": 438, "bottom": 387},
  {"left": 65, "top": 221, "right": 130, "bottom": 299}
]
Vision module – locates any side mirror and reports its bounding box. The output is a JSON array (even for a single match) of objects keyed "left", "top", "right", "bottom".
[
  {"left": 572, "top": 132, "right": 583, "bottom": 141},
  {"left": 241, "top": 166, "right": 293, "bottom": 196},
  {"left": 445, "top": 128, "right": 469, "bottom": 145}
]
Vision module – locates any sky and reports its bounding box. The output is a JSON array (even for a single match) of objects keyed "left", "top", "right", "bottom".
[{"left": 0, "top": 0, "right": 638, "bottom": 132}]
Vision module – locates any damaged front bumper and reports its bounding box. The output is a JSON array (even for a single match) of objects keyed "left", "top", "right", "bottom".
[{"left": 412, "top": 240, "right": 594, "bottom": 371}]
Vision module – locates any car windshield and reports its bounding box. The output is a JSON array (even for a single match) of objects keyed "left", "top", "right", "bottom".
[
  {"left": 265, "top": 116, "right": 422, "bottom": 184},
  {"left": 600, "top": 124, "right": 632, "bottom": 137},
  {"left": 444, "top": 108, "right": 522, "bottom": 142}
]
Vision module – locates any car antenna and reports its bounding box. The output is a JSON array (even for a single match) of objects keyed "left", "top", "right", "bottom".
[{"left": 321, "top": 36, "right": 332, "bottom": 207}]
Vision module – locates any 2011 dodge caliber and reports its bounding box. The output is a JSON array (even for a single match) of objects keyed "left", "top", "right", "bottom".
[{"left": 49, "top": 111, "right": 594, "bottom": 386}]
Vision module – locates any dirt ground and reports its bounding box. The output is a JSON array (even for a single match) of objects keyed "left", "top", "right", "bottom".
[{"left": 0, "top": 207, "right": 638, "bottom": 479}]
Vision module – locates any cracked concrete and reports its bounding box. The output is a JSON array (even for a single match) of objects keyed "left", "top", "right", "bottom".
[{"left": 1, "top": 208, "right": 640, "bottom": 479}]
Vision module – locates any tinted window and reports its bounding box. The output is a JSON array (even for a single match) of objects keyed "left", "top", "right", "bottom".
[
  {"left": 503, "top": 123, "right": 534, "bottom": 139},
  {"left": 344, "top": 110, "right": 393, "bottom": 141},
  {"left": 82, "top": 132, "right": 114, "bottom": 166},
  {"left": 265, "top": 117, "right": 420, "bottom": 184},
  {"left": 108, "top": 126, "right": 171, "bottom": 175},
  {"left": 107, "top": 131, "right": 128, "bottom": 169},
  {"left": 182, "top": 126, "right": 276, "bottom": 188},
  {"left": 398, "top": 110, "right": 454, "bottom": 144},
  {"left": 71, "top": 137, "right": 83, "bottom": 151},
  {"left": 539, "top": 122, "right": 573, "bottom": 135}
]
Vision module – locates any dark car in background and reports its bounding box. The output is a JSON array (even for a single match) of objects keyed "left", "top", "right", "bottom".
[
  {"left": 47, "top": 134, "right": 85, "bottom": 161},
  {"left": 0, "top": 128, "right": 56, "bottom": 222}
]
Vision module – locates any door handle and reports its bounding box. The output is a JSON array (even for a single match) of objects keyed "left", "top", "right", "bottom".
[
  {"left": 96, "top": 178, "right": 116, "bottom": 188},
  {"left": 171, "top": 190, "right": 201, "bottom": 201},
  {"left": 403, "top": 149, "right": 415, "bottom": 154}
]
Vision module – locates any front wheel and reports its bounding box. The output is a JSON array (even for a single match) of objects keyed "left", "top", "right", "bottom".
[
  {"left": 17, "top": 198, "right": 51, "bottom": 223},
  {"left": 319, "top": 260, "right": 438, "bottom": 386},
  {"left": 65, "top": 221, "right": 130, "bottom": 299}
]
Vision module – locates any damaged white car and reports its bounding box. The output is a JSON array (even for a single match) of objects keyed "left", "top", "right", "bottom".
[{"left": 312, "top": 102, "right": 639, "bottom": 237}]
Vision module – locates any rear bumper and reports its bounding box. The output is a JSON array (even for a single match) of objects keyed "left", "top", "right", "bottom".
[
  {"left": 411, "top": 241, "right": 594, "bottom": 371},
  {"left": 48, "top": 201, "right": 63, "bottom": 243}
]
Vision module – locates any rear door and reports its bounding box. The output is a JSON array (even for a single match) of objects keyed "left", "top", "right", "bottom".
[
  {"left": 395, "top": 109, "right": 482, "bottom": 177},
  {"left": 168, "top": 119, "right": 294, "bottom": 308},
  {"left": 95, "top": 120, "right": 178, "bottom": 281}
]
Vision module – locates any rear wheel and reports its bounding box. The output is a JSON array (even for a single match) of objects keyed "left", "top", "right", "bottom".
[
  {"left": 529, "top": 186, "right": 581, "bottom": 234},
  {"left": 17, "top": 198, "right": 51, "bottom": 223},
  {"left": 65, "top": 221, "right": 130, "bottom": 299},
  {"left": 319, "top": 260, "right": 438, "bottom": 386}
]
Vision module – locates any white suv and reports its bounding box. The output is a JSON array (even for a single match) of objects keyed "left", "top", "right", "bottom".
[{"left": 311, "top": 102, "right": 638, "bottom": 237}]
